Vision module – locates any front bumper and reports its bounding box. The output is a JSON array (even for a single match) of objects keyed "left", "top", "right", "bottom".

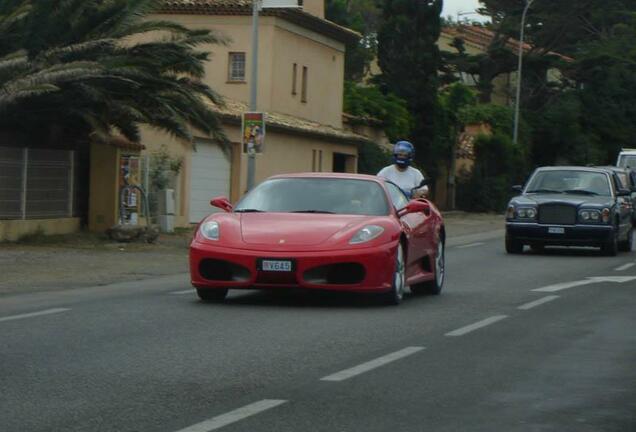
[
  {"left": 189, "top": 241, "right": 397, "bottom": 292},
  {"left": 506, "top": 222, "right": 613, "bottom": 246}
]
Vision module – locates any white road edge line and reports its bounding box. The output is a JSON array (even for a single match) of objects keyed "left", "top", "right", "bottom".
[
  {"left": 0, "top": 308, "right": 70, "bottom": 323},
  {"left": 174, "top": 399, "right": 287, "bottom": 432},
  {"left": 518, "top": 295, "right": 560, "bottom": 311},
  {"left": 457, "top": 242, "right": 485, "bottom": 249},
  {"left": 321, "top": 346, "right": 425, "bottom": 382},
  {"left": 445, "top": 315, "right": 508, "bottom": 337},
  {"left": 171, "top": 289, "right": 195, "bottom": 295},
  {"left": 615, "top": 263, "right": 635, "bottom": 272}
]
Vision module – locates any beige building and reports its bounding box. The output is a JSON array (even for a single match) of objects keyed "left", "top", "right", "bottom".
[{"left": 135, "top": 0, "right": 372, "bottom": 227}]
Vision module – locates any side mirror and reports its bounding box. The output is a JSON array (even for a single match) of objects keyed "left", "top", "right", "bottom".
[
  {"left": 618, "top": 188, "right": 631, "bottom": 196},
  {"left": 210, "top": 196, "right": 233, "bottom": 212},
  {"left": 398, "top": 199, "right": 431, "bottom": 217},
  {"left": 411, "top": 179, "right": 429, "bottom": 198},
  {"left": 511, "top": 185, "right": 523, "bottom": 194}
]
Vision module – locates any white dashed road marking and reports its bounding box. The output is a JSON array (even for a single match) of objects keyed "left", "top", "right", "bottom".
[
  {"left": 321, "top": 347, "right": 425, "bottom": 382},
  {"left": 517, "top": 295, "right": 560, "bottom": 310},
  {"left": 457, "top": 242, "right": 485, "bottom": 249},
  {"left": 445, "top": 315, "right": 508, "bottom": 337},
  {"left": 0, "top": 308, "right": 70, "bottom": 323},
  {"left": 171, "top": 289, "right": 195, "bottom": 295},
  {"left": 174, "top": 400, "right": 287, "bottom": 432},
  {"left": 614, "top": 263, "right": 635, "bottom": 272}
]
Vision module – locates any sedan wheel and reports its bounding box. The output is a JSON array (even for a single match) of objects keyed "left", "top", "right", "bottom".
[
  {"left": 197, "top": 288, "right": 228, "bottom": 303},
  {"left": 411, "top": 239, "right": 445, "bottom": 296},
  {"left": 383, "top": 243, "right": 405, "bottom": 305},
  {"left": 602, "top": 227, "right": 619, "bottom": 256},
  {"left": 505, "top": 235, "right": 523, "bottom": 254}
]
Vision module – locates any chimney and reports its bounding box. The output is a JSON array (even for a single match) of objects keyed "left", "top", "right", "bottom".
[{"left": 300, "top": 0, "right": 325, "bottom": 19}]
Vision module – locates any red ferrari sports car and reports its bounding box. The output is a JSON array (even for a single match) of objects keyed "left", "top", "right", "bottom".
[{"left": 189, "top": 173, "right": 445, "bottom": 305}]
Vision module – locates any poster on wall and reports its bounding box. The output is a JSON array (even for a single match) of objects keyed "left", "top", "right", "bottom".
[
  {"left": 119, "top": 155, "right": 140, "bottom": 224},
  {"left": 242, "top": 112, "right": 266, "bottom": 155}
]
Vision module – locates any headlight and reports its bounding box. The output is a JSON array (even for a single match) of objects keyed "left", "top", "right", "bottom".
[
  {"left": 506, "top": 205, "right": 515, "bottom": 219},
  {"left": 200, "top": 221, "right": 220, "bottom": 240},
  {"left": 350, "top": 225, "right": 384, "bottom": 244},
  {"left": 517, "top": 207, "right": 537, "bottom": 220},
  {"left": 578, "top": 209, "right": 602, "bottom": 224}
]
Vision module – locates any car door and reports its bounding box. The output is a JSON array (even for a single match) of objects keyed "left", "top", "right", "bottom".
[
  {"left": 611, "top": 173, "right": 632, "bottom": 236},
  {"left": 385, "top": 182, "right": 430, "bottom": 275},
  {"left": 628, "top": 170, "right": 636, "bottom": 222}
]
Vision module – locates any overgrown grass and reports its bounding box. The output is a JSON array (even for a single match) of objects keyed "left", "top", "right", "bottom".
[{"left": 11, "top": 228, "right": 110, "bottom": 247}]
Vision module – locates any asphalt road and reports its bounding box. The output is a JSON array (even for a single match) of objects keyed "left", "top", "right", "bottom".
[{"left": 1, "top": 231, "right": 635, "bottom": 432}]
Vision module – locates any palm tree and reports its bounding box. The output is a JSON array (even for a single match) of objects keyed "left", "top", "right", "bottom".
[{"left": 0, "top": 0, "right": 227, "bottom": 145}]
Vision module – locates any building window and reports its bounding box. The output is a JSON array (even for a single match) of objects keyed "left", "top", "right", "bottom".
[
  {"left": 292, "top": 63, "right": 297, "bottom": 95},
  {"left": 228, "top": 52, "right": 246, "bottom": 82},
  {"left": 301, "top": 66, "right": 308, "bottom": 103}
]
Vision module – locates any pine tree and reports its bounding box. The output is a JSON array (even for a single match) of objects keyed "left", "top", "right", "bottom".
[{"left": 376, "top": 0, "right": 443, "bottom": 177}]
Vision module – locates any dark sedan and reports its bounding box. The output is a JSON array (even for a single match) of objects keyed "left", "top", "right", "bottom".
[{"left": 505, "top": 167, "right": 633, "bottom": 255}]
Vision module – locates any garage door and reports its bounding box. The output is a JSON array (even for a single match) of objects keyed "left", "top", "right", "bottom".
[{"left": 189, "top": 141, "right": 231, "bottom": 223}]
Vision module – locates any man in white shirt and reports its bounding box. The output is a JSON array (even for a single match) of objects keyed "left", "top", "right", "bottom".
[{"left": 377, "top": 141, "right": 429, "bottom": 198}]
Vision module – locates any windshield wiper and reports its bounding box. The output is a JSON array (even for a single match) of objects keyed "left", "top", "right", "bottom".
[
  {"left": 563, "top": 189, "right": 599, "bottom": 195},
  {"left": 291, "top": 210, "right": 335, "bottom": 214},
  {"left": 234, "top": 209, "right": 264, "bottom": 213},
  {"left": 526, "top": 189, "right": 563, "bottom": 194}
]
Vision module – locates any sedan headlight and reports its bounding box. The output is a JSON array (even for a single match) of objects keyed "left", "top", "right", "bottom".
[
  {"left": 516, "top": 207, "right": 537, "bottom": 220},
  {"left": 578, "top": 209, "right": 602, "bottom": 224},
  {"left": 200, "top": 221, "right": 220, "bottom": 240},
  {"left": 350, "top": 225, "right": 384, "bottom": 244}
]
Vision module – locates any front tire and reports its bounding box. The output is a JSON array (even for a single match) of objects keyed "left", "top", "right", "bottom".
[
  {"left": 411, "top": 239, "right": 445, "bottom": 296},
  {"left": 505, "top": 234, "right": 523, "bottom": 254},
  {"left": 197, "top": 288, "right": 228, "bottom": 303},
  {"left": 382, "top": 243, "right": 406, "bottom": 305},
  {"left": 602, "top": 227, "right": 619, "bottom": 256}
]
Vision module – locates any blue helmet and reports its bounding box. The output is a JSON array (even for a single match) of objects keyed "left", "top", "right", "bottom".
[{"left": 392, "top": 141, "right": 414, "bottom": 167}]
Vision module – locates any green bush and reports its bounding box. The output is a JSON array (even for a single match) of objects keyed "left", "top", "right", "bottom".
[
  {"left": 357, "top": 142, "right": 391, "bottom": 175},
  {"left": 457, "top": 132, "right": 528, "bottom": 212}
]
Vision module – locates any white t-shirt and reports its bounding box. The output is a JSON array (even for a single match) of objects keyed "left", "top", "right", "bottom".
[{"left": 377, "top": 165, "right": 425, "bottom": 196}]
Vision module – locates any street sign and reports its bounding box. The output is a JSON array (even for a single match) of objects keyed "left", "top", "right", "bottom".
[
  {"left": 242, "top": 112, "right": 266, "bottom": 155},
  {"left": 261, "top": 0, "right": 301, "bottom": 8}
]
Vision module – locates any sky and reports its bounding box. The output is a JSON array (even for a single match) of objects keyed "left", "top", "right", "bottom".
[{"left": 441, "top": 0, "right": 486, "bottom": 21}]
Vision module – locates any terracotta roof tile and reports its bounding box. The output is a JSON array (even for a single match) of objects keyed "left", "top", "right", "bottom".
[
  {"left": 442, "top": 25, "right": 573, "bottom": 62},
  {"left": 157, "top": 0, "right": 360, "bottom": 43},
  {"left": 209, "top": 98, "right": 372, "bottom": 145}
]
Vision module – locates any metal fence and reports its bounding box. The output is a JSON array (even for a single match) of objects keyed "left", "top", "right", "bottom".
[{"left": 0, "top": 146, "right": 76, "bottom": 220}]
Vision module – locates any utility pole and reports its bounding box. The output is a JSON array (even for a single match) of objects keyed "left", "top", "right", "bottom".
[
  {"left": 246, "top": 0, "right": 261, "bottom": 191},
  {"left": 513, "top": 0, "right": 534, "bottom": 145}
]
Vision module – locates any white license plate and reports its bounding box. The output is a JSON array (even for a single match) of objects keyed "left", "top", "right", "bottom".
[
  {"left": 548, "top": 227, "right": 565, "bottom": 234},
  {"left": 261, "top": 260, "right": 292, "bottom": 272}
]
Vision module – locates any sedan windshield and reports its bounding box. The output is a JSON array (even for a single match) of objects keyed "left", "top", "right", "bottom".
[
  {"left": 526, "top": 170, "right": 612, "bottom": 196},
  {"left": 234, "top": 178, "right": 390, "bottom": 216}
]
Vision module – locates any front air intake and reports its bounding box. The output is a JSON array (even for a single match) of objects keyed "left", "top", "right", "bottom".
[
  {"left": 303, "top": 263, "right": 365, "bottom": 285},
  {"left": 199, "top": 259, "right": 250, "bottom": 282}
]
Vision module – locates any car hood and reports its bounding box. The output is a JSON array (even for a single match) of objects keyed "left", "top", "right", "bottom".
[
  {"left": 240, "top": 213, "right": 382, "bottom": 246},
  {"left": 512, "top": 193, "right": 614, "bottom": 208}
]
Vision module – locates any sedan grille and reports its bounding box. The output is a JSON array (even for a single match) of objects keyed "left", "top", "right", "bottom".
[{"left": 538, "top": 204, "right": 577, "bottom": 225}]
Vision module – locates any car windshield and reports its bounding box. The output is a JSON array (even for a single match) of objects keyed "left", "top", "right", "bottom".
[
  {"left": 618, "top": 154, "right": 636, "bottom": 169},
  {"left": 526, "top": 170, "right": 612, "bottom": 196},
  {"left": 234, "top": 178, "right": 390, "bottom": 216}
]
